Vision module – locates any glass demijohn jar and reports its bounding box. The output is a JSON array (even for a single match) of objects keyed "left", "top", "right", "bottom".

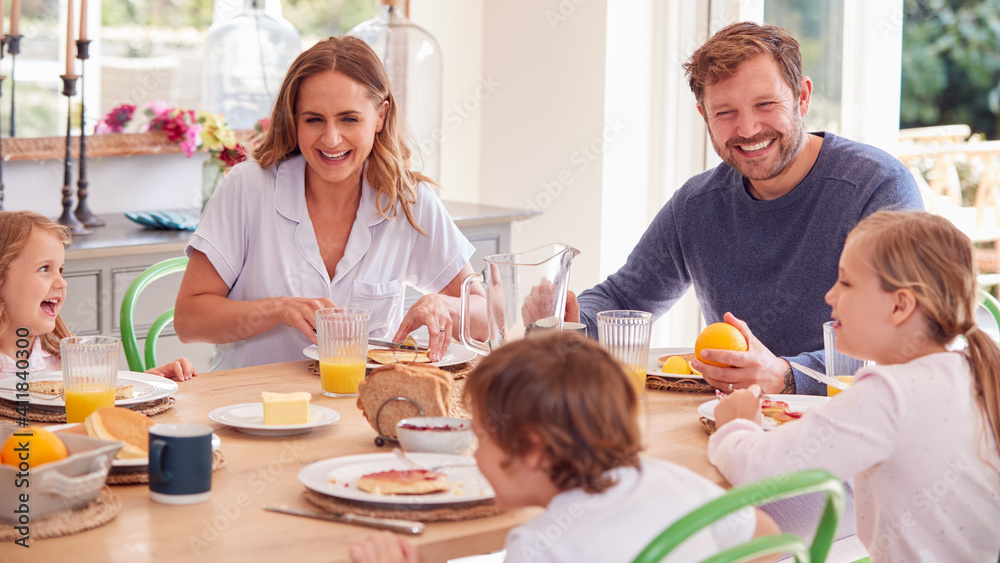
[
  {"left": 349, "top": 0, "right": 443, "bottom": 183},
  {"left": 203, "top": 0, "right": 301, "bottom": 130}
]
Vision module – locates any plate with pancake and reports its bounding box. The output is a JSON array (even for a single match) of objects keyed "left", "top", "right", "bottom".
[
  {"left": 298, "top": 452, "right": 494, "bottom": 507},
  {"left": 303, "top": 341, "right": 476, "bottom": 369},
  {"left": 0, "top": 371, "right": 179, "bottom": 410},
  {"left": 698, "top": 395, "right": 830, "bottom": 430},
  {"left": 208, "top": 403, "right": 341, "bottom": 436},
  {"left": 647, "top": 347, "right": 704, "bottom": 380}
]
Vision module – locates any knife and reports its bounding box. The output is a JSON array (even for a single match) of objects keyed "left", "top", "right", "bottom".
[
  {"left": 265, "top": 506, "right": 425, "bottom": 535},
  {"left": 788, "top": 361, "right": 850, "bottom": 391},
  {"left": 368, "top": 338, "right": 429, "bottom": 352}
]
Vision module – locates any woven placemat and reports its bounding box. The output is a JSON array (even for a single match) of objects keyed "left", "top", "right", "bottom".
[
  {"left": 309, "top": 360, "right": 476, "bottom": 381},
  {"left": 303, "top": 489, "right": 500, "bottom": 522},
  {"left": 646, "top": 376, "right": 715, "bottom": 393},
  {"left": 105, "top": 448, "right": 227, "bottom": 485},
  {"left": 700, "top": 417, "right": 716, "bottom": 435},
  {"left": 0, "top": 397, "right": 175, "bottom": 423},
  {"left": 0, "top": 486, "right": 120, "bottom": 543}
]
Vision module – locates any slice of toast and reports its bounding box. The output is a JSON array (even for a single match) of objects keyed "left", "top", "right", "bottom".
[
  {"left": 356, "top": 364, "right": 452, "bottom": 439},
  {"left": 367, "top": 349, "right": 432, "bottom": 365},
  {"left": 29, "top": 380, "right": 134, "bottom": 399}
]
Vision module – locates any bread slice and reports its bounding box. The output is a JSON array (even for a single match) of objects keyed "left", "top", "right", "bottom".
[
  {"left": 84, "top": 406, "right": 155, "bottom": 459},
  {"left": 29, "top": 380, "right": 134, "bottom": 400},
  {"left": 357, "top": 364, "right": 452, "bottom": 439},
  {"left": 367, "top": 349, "right": 432, "bottom": 365}
]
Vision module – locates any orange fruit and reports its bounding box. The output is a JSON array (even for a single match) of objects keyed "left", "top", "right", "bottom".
[
  {"left": 1, "top": 427, "right": 69, "bottom": 469},
  {"left": 695, "top": 323, "right": 748, "bottom": 367}
]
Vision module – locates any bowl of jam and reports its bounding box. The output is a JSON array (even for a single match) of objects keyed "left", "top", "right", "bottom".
[{"left": 396, "top": 417, "right": 475, "bottom": 455}]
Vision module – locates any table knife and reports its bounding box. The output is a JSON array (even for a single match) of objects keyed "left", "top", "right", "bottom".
[
  {"left": 265, "top": 506, "right": 424, "bottom": 535},
  {"left": 788, "top": 361, "right": 849, "bottom": 391},
  {"left": 367, "top": 338, "right": 429, "bottom": 352}
]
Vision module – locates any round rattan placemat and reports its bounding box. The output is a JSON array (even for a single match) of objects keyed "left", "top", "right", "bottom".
[
  {"left": 105, "top": 449, "right": 227, "bottom": 485},
  {"left": 302, "top": 489, "right": 500, "bottom": 522},
  {"left": 646, "top": 376, "right": 715, "bottom": 393},
  {"left": 0, "top": 486, "right": 120, "bottom": 543},
  {"left": 0, "top": 397, "right": 175, "bottom": 423}
]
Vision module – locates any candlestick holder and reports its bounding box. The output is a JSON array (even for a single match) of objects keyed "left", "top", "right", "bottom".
[
  {"left": 57, "top": 75, "right": 90, "bottom": 236},
  {"left": 73, "top": 40, "right": 102, "bottom": 227},
  {"left": 0, "top": 36, "right": 7, "bottom": 211},
  {"left": 5, "top": 34, "right": 21, "bottom": 138}
]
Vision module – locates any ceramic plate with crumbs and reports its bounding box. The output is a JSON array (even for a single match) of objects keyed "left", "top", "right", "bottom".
[{"left": 299, "top": 453, "right": 493, "bottom": 507}]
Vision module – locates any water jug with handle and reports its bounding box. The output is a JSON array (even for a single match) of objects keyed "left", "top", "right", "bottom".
[{"left": 459, "top": 243, "right": 580, "bottom": 355}]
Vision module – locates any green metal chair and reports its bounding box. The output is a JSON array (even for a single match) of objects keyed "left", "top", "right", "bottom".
[
  {"left": 978, "top": 288, "right": 1000, "bottom": 332},
  {"left": 632, "top": 469, "right": 845, "bottom": 563},
  {"left": 120, "top": 257, "right": 189, "bottom": 372}
]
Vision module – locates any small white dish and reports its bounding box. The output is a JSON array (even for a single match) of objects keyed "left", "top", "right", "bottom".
[
  {"left": 208, "top": 403, "right": 341, "bottom": 436},
  {"left": 397, "top": 417, "right": 475, "bottom": 456}
]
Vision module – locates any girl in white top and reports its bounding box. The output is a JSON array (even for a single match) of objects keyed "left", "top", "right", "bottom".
[
  {"left": 176, "top": 36, "right": 487, "bottom": 370},
  {"left": 0, "top": 211, "right": 195, "bottom": 380},
  {"left": 349, "top": 332, "right": 776, "bottom": 563},
  {"left": 709, "top": 211, "right": 1000, "bottom": 562}
]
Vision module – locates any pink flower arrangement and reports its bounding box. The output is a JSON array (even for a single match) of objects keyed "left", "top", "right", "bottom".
[{"left": 95, "top": 102, "right": 268, "bottom": 166}]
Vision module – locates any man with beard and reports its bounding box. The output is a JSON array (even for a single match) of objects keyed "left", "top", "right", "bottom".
[{"left": 572, "top": 22, "right": 923, "bottom": 396}]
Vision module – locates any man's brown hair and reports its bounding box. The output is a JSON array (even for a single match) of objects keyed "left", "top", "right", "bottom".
[
  {"left": 683, "top": 21, "right": 802, "bottom": 107},
  {"left": 463, "top": 331, "right": 642, "bottom": 494}
]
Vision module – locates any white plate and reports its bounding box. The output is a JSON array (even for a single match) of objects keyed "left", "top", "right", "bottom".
[
  {"left": 299, "top": 452, "right": 494, "bottom": 507},
  {"left": 43, "top": 423, "right": 221, "bottom": 470},
  {"left": 208, "top": 403, "right": 341, "bottom": 436},
  {"left": 647, "top": 347, "right": 703, "bottom": 380},
  {"left": 303, "top": 341, "right": 477, "bottom": 369},
  {"left": 0, "top": 371, "right": 179, "bottom": 410},
  {"left": 698, "top": 395, "right": 830, "bottom": 430}
]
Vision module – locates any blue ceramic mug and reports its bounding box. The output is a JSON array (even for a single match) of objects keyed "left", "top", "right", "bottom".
[{"left": 148, "top": 423, "right": 212, "bottom": 505}]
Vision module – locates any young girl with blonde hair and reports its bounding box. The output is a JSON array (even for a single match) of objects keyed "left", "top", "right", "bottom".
[
  {"left": 0, "top": 211, "right": 195, "bottom": 380},
  {"left": 711, "top": 210, "right": 1000, "bottom": 561},
  {"left": 176, "top": 35, "right": 486, "bottom": 370}
]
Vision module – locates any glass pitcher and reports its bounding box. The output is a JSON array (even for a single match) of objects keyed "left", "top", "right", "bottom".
[{"left": 460, "top": 243, "right": 580, "bottom": 355}]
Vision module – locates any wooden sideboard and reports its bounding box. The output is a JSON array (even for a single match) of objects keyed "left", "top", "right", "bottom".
[{"left": 62, "top": 202, "right": 538, "bottom": 372}]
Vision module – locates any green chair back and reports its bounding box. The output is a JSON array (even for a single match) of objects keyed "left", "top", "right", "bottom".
[
  {"left": 632, "top": 469, "right": 845, "bottom": 563},
  {"left": 977, "top": 288, "right": 1000, "bottom": 333},
  {"left": 120, "top": 257, "right": 189, "bottom": 372}
]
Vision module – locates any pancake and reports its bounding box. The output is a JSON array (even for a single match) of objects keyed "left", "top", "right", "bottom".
[
  {"left": 355, "top": 469, "right": 451, "bottom": 495},
  {"left": 29, "top": 380, "right": 134, "bottom": 400},
  {"left": 84, "top": 406, "right": 155, "bottom": 459},
  {"left": 367, "top": 349, "right": 432, "bottom": 365}
]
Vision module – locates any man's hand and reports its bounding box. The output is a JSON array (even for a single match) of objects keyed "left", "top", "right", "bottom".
[
  {"left": 714, "top": 384, "right": 764, "bottom": 428},
  {"left": 693, "top": 312, "right": 795, "bottom": 394}
]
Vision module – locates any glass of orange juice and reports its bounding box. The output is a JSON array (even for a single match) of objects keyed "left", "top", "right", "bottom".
[
  {"left": 60, "top": 336, "right": 120, "bottom": 423},
  {"left": 316, "top": 308, "right": 370, "bottom": 398},
  {"left": 597, "top": 310, "right": 653, "bottom": 397}
]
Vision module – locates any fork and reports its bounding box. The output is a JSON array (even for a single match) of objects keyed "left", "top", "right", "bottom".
[{"left": 0, "top": 387, "right": 64, "bottom": 401}]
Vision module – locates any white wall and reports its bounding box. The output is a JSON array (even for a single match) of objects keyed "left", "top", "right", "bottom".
[{"left": 478, "top": 0, "right": 610, "bottom": 292}]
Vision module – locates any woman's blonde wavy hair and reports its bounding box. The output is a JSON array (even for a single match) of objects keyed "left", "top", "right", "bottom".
[
  {"left": 253, "top": 35, "right": 433, "bottom": 234},
  {"left": 0, "top": 211, "right": 74, "bottom": 356},
  {"left": 849, "top": 210, "right": 1000, "bottom": 461}
]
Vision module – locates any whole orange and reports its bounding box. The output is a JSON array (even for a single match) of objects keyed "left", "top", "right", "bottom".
[
  {"left": 695, "top": 323, "right": 749, "bottom": 367},
  {"left": 1, "top": 427, "right": 69, "bottom": 469}
]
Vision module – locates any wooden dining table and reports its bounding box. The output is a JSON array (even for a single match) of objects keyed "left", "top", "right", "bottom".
[{"left": 8, "top": 359, "right": 723, "bottom": 563}]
